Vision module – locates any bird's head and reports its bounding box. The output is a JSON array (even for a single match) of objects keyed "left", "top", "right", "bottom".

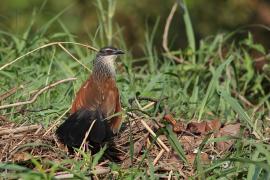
[
  {"left": 97, "top": 47, "right": 124, "bottom": 57},
  {"left": 93, "top": 46, "right": 124, "bottom": 78},
  {"left": 96, "top": 46, "right": 124, "bottom": 62},
  {"left": 95, "top": 46, "right": 124, "bottom": 66}
]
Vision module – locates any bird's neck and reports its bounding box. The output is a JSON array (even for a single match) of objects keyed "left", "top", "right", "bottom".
[{"left": 92, "top": 56, "right": 116, "bottom": 81}]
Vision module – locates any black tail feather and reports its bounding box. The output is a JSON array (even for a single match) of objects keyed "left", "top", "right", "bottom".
[{"left": 56, "top": 108, "right": 114, "bottom": 149}]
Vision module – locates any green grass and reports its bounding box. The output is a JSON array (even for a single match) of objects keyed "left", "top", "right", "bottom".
[{"left": 1, "top": 0, "right": 270, "bottom": 179}]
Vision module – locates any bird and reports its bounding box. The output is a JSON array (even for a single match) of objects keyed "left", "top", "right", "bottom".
[{"left": 56, "top": 46, "right": 124, "bottom": 151}]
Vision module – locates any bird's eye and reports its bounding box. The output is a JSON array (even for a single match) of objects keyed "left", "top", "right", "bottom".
[{"left": 106, "top": 49, "right": 113, "bottom": 54}]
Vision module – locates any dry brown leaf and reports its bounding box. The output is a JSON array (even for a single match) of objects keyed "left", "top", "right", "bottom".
[
  {"left": 133, "top": 136, "right": 147, "bottom": 156},
  {"left": 120, "top": 135, "right": 148, "bottom": 168},
  {"left": 121, "top": 158, "right": 132, "bottom": 168},
  {"left": 12, "top": 152, "right": 31, "bottom": 162},
  {"left": 187, "top": 120, "right": 222, "bottom": 135},
  {"left": 173, "top": 122, "right": 185, "bottom": 133},
  {"left": 205, "top": 119, "right": 221, "bottom": 132},
  {"left": 186, "top": 122, "right": 207, "bottom": 134},
  {"left": 163, "top": 114, "right": 185, "bottom": 133},
  {"left": 180, "top": 136, "right": 195, "bottom": 152},
  {"left": 158, "top": 152, "right": 184, "bottom": 171},
  {"left": 180, "top": 135, "right": 204, "bottom": 154},
  {"left": 220, "top": 123, "right": 241, "bottom": 136},
  {"left": 186, "top": 152, "right": 210, "bottom": 165},
  {"left": 215, "top": 123, "right": 241, "bottom": 152}
]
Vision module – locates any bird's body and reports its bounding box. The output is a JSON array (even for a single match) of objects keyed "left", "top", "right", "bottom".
[{"left": 56, "top": 47, "right": 124, "bottom": 150}]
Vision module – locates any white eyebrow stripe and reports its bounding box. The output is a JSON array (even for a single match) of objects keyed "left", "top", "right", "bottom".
[{"left": 104, "top": 47, "right": 115, "bottom": 51}]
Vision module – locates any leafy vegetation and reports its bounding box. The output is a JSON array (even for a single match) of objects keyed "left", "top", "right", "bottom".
[{"left": 0, "top": 0, "right": 269, "bottom": 179}]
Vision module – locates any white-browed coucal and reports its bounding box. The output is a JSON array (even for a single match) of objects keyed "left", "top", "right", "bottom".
[{"left": 56, "top": 47, "right": 124, "bottom": 150}]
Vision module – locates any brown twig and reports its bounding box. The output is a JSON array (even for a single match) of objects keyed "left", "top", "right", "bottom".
[
  {"left": 162, "top": 3, "right": 184, "bottom": 63},
  {"left": 0, "top": 77, "right": 76, "bottom": 110},
  {"left": 91, "top": 166, "right": 111, "bottom": 175},
  {"left": 2, "top": 133, "right": 25, "bottom": 139},
  {"left": 0, "top": 84, "right": 26, "bottom": 102},
  {"left": 0, "top": 124, "right": 40, "bottom": 136}
]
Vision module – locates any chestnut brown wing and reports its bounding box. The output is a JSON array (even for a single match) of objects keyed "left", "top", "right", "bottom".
[
  {"left": 70, "top": 76, "right": 122, "bottom": 133},
  {"left": 109, "top": 88, "right": 122, "bottom": 133},
  {"left": 71, "top": 76, "right": 101, "bottom": 113},
  {"left": 97, "top": 78, "right": 122, "bottom": 133}
]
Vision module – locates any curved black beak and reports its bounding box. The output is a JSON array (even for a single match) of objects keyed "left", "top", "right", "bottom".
[{"left": 114, "top": 49, "right": 125, "bottom": 55}]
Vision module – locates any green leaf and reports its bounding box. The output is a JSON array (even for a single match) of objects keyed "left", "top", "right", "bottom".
[
  {"left": 198, "top": 56, "right": 233, "bottom": 121},
  {"left": 179, "top": 0, "right": 196, "bottom": 63},
  {"left": 219, "top": 89, "right": 263, "bottom": 139},
  {"left": 165, "top": 124, "right": 187, "bottom": 163},
  {"left": 91, "top": 145, "right": 106, "bottom": 169}
]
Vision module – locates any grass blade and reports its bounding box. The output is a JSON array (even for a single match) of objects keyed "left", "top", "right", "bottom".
[{"left": 198, "top": 56, "right": 233, "bottom": 121}]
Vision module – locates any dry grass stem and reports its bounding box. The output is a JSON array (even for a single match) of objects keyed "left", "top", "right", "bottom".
[
  {"left": 254, "top": 53, "right": 270, "bottom": 62},
  {"left": 57, "top": 43, "right": 91, "bottom": 72},
  {"left": 0, "top": 42, "right": 98, "bottom": 71},
  {"left": 75, "top": 119, "right": 97, "bottom": 158},
  {"left": 153, "top": 149, "right": 165, "bottom": 165},
  {"left": 167, "top": 170, "right": 173, "bottom": 180},
  {"left": 140, "top": 119, "right": 170, "bottom": 152},
  {"left": 55, "top": 173, "right": 74, "bottom": 179},
  {"left": 162, "top": 3, "right": 184, "bottom": 63},
  {"left": 0, "top": 84, "right": 25, "bottom": 101},
  {"left": 141, "top": 102, "right": 155, "bottom": 110},
  {"left": 0, "top": 77, "right": 76, "bottom": 110},
  {"left": 43, "top": 107, "right": 71, "bottom": 136}
]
